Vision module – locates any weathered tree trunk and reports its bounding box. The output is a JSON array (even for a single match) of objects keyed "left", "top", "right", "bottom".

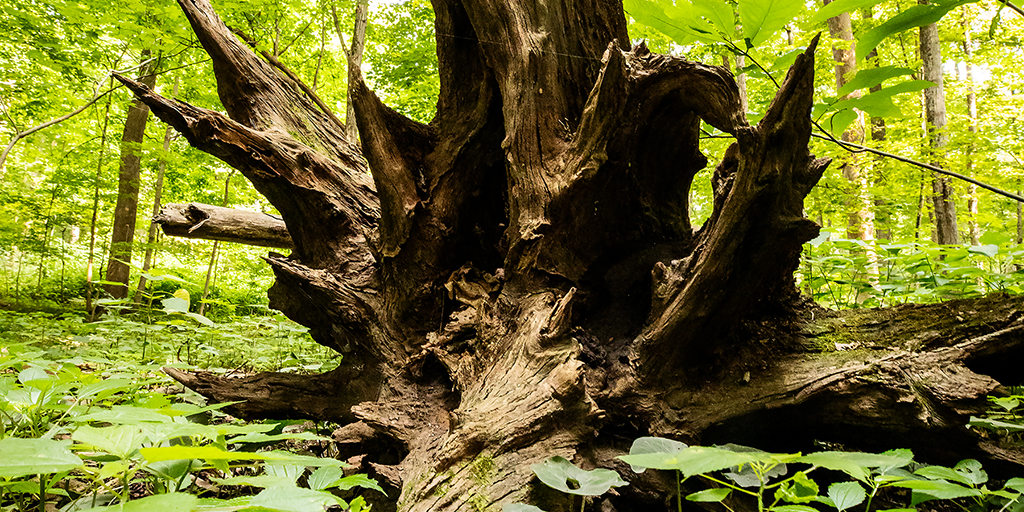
[
  {"left": 105, "top": 53, "right": 158, "bottom": 299},
  {"left": 116, "top": 0, "right": 1024, "bottom": 510},
  {"left": 920, "top": 11, "right": 959, "bottom": 245},
  {"left": 153, "top": 202, "right": 292, "bottom": 248}
]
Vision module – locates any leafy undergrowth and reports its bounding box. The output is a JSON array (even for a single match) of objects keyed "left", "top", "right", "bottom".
[
  {"left": 508, "top": 439, "right": 1024, "bottom": 512},
  {"left": 801, "top": 234, "right": 1024, "bottom": 309},
  {"left": 0, "top": 312, "right": 378, "bottom": 512}
]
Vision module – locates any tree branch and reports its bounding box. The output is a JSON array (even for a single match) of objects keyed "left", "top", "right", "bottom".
[{"left": 155, "top": 202, "right": 293, "bottom": 248}]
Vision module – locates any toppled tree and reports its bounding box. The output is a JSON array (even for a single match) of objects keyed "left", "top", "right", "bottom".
[{"left": 121, "top": 0, "right": 1024, "bottom": 510}]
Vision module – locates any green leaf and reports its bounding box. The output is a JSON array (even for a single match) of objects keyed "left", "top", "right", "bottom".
[
  {"left": 969, "top": 416, "right": 1024, "bottom": 432},
  {"left": 333, "top": 474, "right": 385, "bottom": 494},
  {"left": 835, "top": 66, "right": 916, "bottom": 97},
  {"left": 687, "top": 488, "right": 732, "bottom": 502},
  {"left": 91, "top": 492, "right": 197, "bottom": 512},
  {"left": 503, "top": 505, "right": 546, "bottom": 512},
  {"left": 968, "top": 245, "right": 999, "bottom": 259},
  {"left": 1004, "top": 477, "right": 1024, "bottom": 494},
  {"left": 74, "top": 405, "right": 176, "bottom": 424},
  {"left": 738, "top": 0, "right": 804, "bottom": 47},
  {"left": 213, "top": 475, "right": 295, "bottom": 488},
  {"left": 798, "top": 451, "right": 913, "bottom": 482},
  {"left": 809, "top": 0, "right": 885, "bottom": 24},
  {"left": 828, "top": 482, "right": 866, "bottom": 511},
  {"left": 890, "top": 479, "right": 982, "bottom": 505},
  {"left": 245, "top": 484, "right": 342, "bottom": 512},
  {"left": 856, "top": 0, "right": 979, "bottom": 62},
  {"left": 72, "top": 425, "right": 149, "bottom": 460},
  {"left": 770, "top": 506, "right": 820, "bottom": 512},
  {"left": 0, "top": 437, "right": 84, "bottom": 478},
  {"left": 775, "top": 472, "right": 819, "bottom": 503},
  {"left": 531, "top": 456, "right": 628, "bottom": 496},
  {"left": 620, "top": 446, "right": 773, "bottom": 478},
  {"left": 625, "top": 436, "right": 687, "bottom": 474},
  {"left": 306, "top": 466, "right": 344, "bottom": 491},
  {"left": 953, "top": 459, "right": 987, "bottom": 486},
  {"left": 162, "top": 297, "right": 190, "bottom": 313},
  {"left": 230, "top": 431, "right": 331, "bottom": 444},
  {"left": 623, "top": 0, "right": 717, "bottom": 45},
  {"left": 693, "top": 0, "right": 735, "bottom": 36},
  {"left": 183, "top": 312, "right": 214, "bottom": 326}
]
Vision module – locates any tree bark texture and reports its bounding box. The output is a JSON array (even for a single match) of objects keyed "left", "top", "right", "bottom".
[
  {"left": 919, "top": 14, "right": 959, "bottom": 245},
  {"left": 825, "top": 1, "right": 874, "bottom": 243},
  {"left": 117, "top": 0, "right": 1024, "bottom": 510},
  {"left": 105, "top": 54, "right": 158, "bottom": 299}
]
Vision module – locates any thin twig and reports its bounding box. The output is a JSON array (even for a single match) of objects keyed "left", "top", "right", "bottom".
[{"left": 810, "top": 131, "right": 1024, "bottom": 203}]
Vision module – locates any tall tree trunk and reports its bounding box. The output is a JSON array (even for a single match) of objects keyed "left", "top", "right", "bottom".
[
  {"left": 85, "top": 84, "right": 115, "bottom": 320},
  {"left": 116, "top": 0, "right": 1024, "bottom": 509},
  {"left": 332, "top": 0, "right": 368, "bottom": 145},
  {"left": 104, "top": 53, "right": 158, "bottom": 300},
  {"left": 135, "top": 79, "right": 178, "bottom": 305},
  {"left": 863, "top": 7, "right": 891, "bottom": 241},
  {"left": 825, "top": 1, "right": 875, "bottom": 243},
  {"left": 920, "top": 9, "right": 959, "bottom": 245},
  {"left": 962, "top": 9, "right": 980, "bottom": 246}
]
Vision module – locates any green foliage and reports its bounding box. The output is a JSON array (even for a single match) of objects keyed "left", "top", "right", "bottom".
[
  {"left": 970, "top": 393, "right": 1024, "bottom": 442},
  {"left": 0, "top": 343, "right": 378, "bottom": 512},
  {"left": 505, "top": 439, "right": 1024, "bottom": 512},
  {"left": 801, "top": 234, "right": 1024, "bottom": 309}
]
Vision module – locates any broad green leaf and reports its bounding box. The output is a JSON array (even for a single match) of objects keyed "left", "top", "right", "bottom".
[
  {"left": 799, "top": 451, "right": 913, "bottom": 482},
  {"left": 77, "top": 379, "right": 134, "bottom": 401},
  {"left": 0, "top": 437, "right": 84, "bottom": 478},
  {"left": 184, "top": 312, "right": 214, "bottom": 326},
  {"left": 992, "top": 397, "right": 1020, "bottom": 411},
  {"left": 770, "top": 506, "right": 820, "bottom": 512},
  {"left": 333, "top": 474, "right": 385, "bottom": 494},
  {"left": 620, "top": 446, "right": 772, "bottom": 478},
  {"left": 857, "top": 0, "right": 979, "bottom": 62},
  {"left": 306, "top": 466, "right": 344, "bottom": 491},
  {"left": 73, "top": 425, "right": 149, "bottom": 459},
  {"left": 828, "top": 481, "right": 866, "bottom": 511},
  {"left": 968, "top": 416, "right": 1024, "bottom": 432},
  {"left": 693, "top": 0, "right": 735, "bottom": 36},
  {"left": 247, "top": 484, "right": 341, "bottom": 512},
  {"left": 503, "top": 505, "right": 546, "bottom": 512},
  {"left": 1004, "top": 477, "right": 1024, "bottom": 493},
  {"left": 230, "top": 431, "right": 330, "bottom": 444},
  {"left": 162, "top": 297, "right": 190, "bottom": 313},
  {"left": 968, "top": 245, "right": 999, "bottom": 259},
  {"left": 738, "top": 0, "right": 804, "bottom": 47},
  {"left": 953, "top": 459, "right": 987, "bottom": 486},
  {"left": 73, "top": 405, "right": 175, "bottom": 424},
  {"left": 213, "top": 475, "right": 295, "bottom": 488},
  {"left": 687, "top": 488, "right": 731, "bottom": 502},
  {"left": 980, "top": 231, "right": 1013, "bottom": 246},
  {"left": 92, "top": 492, "right": 197, "bottom": 512},
  {"left": 890, "top": 479, "right": 982, "bottom": 505},
  {"left": 809, "top": 0, "right": 885, "bottom": 24},
  {"left": 775, "top": 472, "right": 819, "bottom": 503},
  {"left": 531, "top": 456, "right": 628, "bottom": 496},
  {"left": 626, "top": 436, "right": 687, "bottom": 473},
  {"left": 623, "top": 0, "right": 716, "bottom": 45},
  {"left": 836, "top": 66, "right": 916, "bottom": 98}
]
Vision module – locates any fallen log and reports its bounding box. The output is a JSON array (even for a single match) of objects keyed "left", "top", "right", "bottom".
[{"left": 154, "top": 202, "right": 293, "bottom": 249}]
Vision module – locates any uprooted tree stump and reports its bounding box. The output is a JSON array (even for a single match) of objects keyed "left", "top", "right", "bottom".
[{"left": 118, "top": 0, "right": 1024, "bottom": 510}]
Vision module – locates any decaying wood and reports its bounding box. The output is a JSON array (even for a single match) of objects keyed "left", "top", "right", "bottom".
[
  {"left": 154, "top": 202, "right": 292, "bottom": 248},
  {"left": 124, "top": 0, "right": 1024, "bottom": 510}
]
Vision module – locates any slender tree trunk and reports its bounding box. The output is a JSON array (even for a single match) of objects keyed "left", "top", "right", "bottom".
[
  {"left": 332, "top": 0, "right": 368, "bottom": 144},
  {"left": 199, "top": 171, "right": 234, "bottom": 316},
  {"left": 826, "top": 1, "right": 875, "bottom": 243},
  {"left": 920, "top": 7, "right": 958, "bottom": 245},
  {"left": 135, "top": 79, "right": 178, "bottom": 304},
  {"left": 105, "top": 52, "right": 159, "bottom": 300},
  {"left": 85, "top": 84, "right": 115, "bottom": 320},
  {"left": 962, "top": 9, "right": 980, "bottom": 246}
]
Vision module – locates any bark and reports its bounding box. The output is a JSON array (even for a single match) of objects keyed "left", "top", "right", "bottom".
[
  {"left": 117, "top": 0, "right": 1024, "bottom": 510},
  {"left": 105, "top": 53, "right": 158, "bottom": 299},
  {"left": 962, "top": 9, "right": 980, "bottom": 246},
  {"left": 920, "top": 12, "right": 959, "bottom": 245},
  {"left": 826, "top": 3, "right": 874, "bottom": 243},
  {"left": 135, "top": 84, "right": 176, "bottom": 305},
  {"left": 153, "top": 203, "right": 292, "bottom": 249}
]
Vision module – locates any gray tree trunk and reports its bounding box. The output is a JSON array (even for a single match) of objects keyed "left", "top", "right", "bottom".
[{"left": 920, "top": 12, "right": 959, "bottom": 245}]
